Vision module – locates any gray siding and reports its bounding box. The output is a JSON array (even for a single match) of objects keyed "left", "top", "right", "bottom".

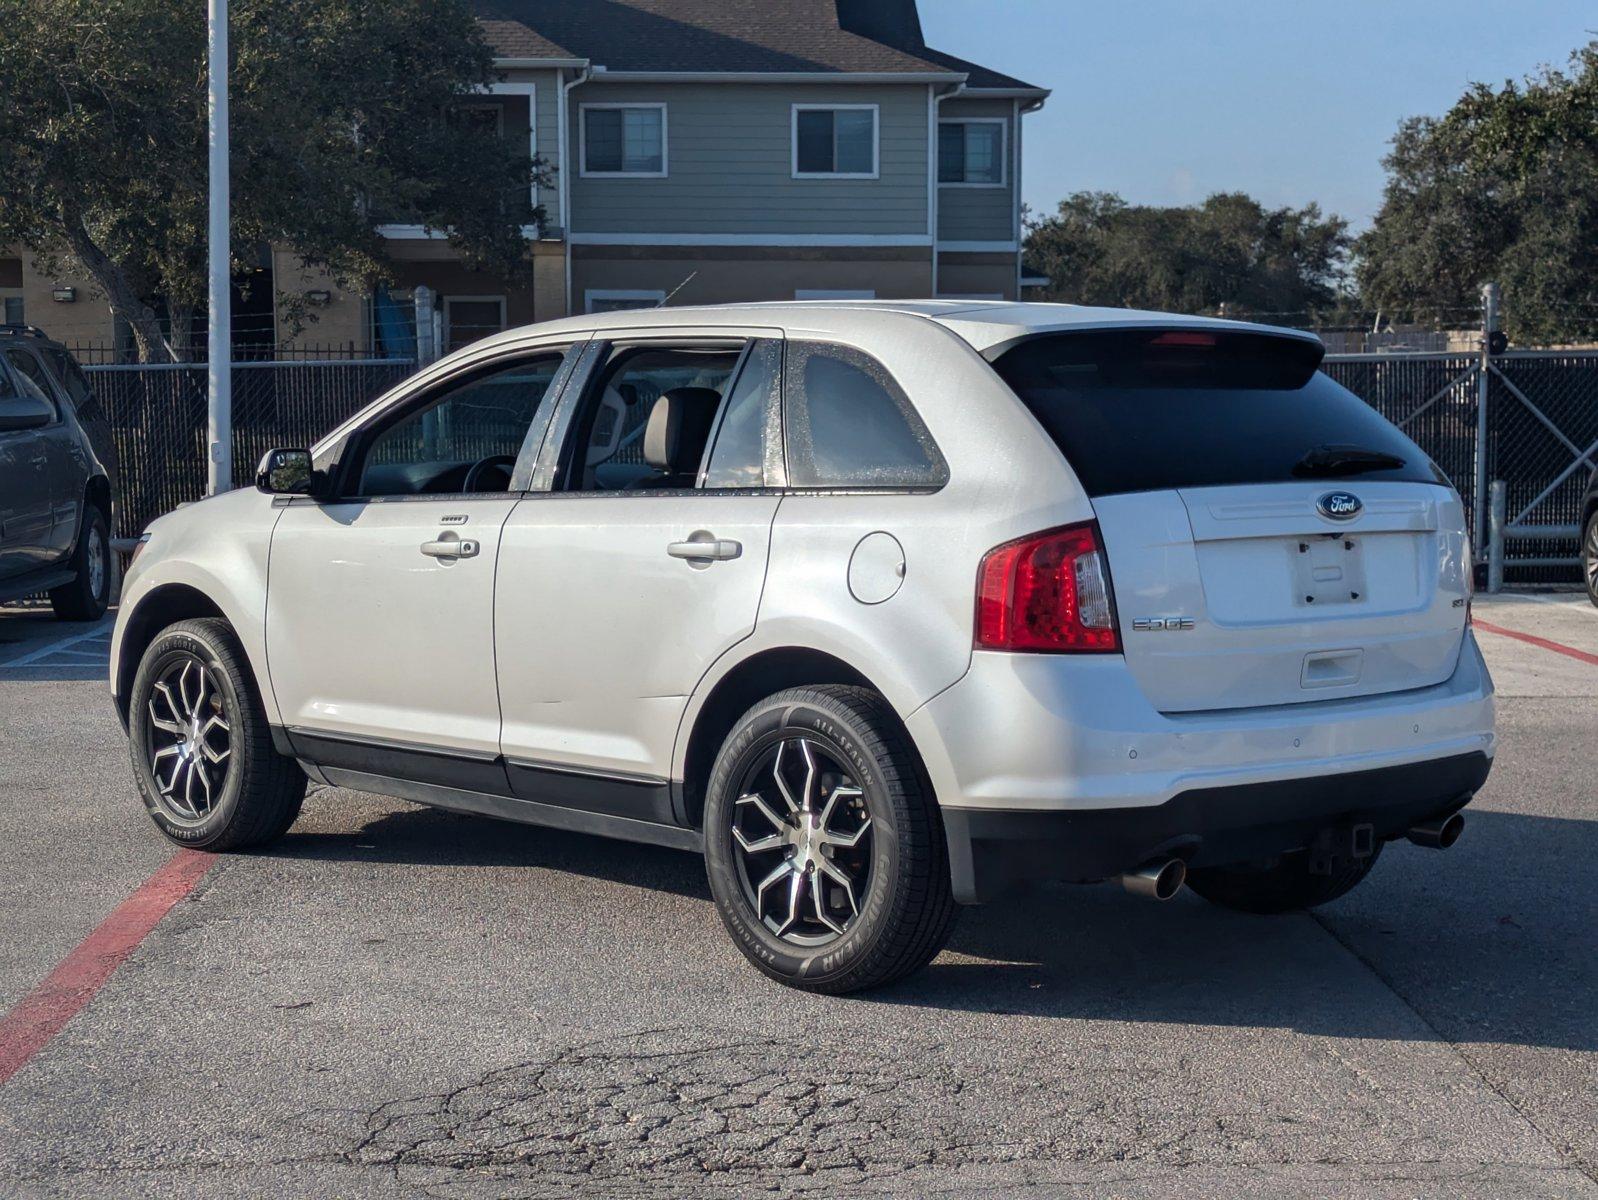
[
  {"left": 937, "top": 97, "right": 1018, "bottom": 245},
  {"left": 567, "top": 82, "right": 931, "bottom": 237},
  {"left": 500, "top": 69, "right": 563, "bottom": 229}
]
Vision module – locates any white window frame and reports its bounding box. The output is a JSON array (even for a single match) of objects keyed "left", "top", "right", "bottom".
[
  {"left": 442, "top": 294, "right": 507, "bottom": 350},
  {"left": 584, "top": 288, "right": 666, "bottom": 314},
  {"left": 579, "top": 103, "right": 669, "bottom": 178},
  {"left": 793, "top": 289, "right": 876, "bottom": 300},
  {"left": 938, "top": 118, "right": 1007, "bottom": 189},
  {"left": 791, "top": 104, "right": 880, "bottom": 180}
]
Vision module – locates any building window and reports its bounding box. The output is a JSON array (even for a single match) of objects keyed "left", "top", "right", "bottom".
[
  {"left": 2, "top": 297, "right": 22, "bottom": 325},
  {"left": 581, "top": 104, "right": 667, "bottom": 177},
  {"left": 792, "top": 105, "right": 878, "bottom": 178},
  {"left": 585, "top": 290, "right": 666, "bottom": 314},
  {"left": 938, "top": 120, "right": 1006, "bottom": 186},
  {"left": 442, "top": 296, "right": 506, "bottom": 353}
]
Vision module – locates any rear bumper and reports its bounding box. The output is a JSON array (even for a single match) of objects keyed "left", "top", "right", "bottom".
[
  {"left": 907, "top": 631, "right": 1495, "bottom": 814},
  {"left": 943, "top": 751, "right": 1490, "bottom": 903}
]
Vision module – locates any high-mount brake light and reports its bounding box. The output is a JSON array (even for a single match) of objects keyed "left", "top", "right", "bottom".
[
  {"left": 975, "top": 522, "right": 1120, "bottom": 653},
  {"left": 1149, "top": 331, "right": 1217, "bottom": 348}
]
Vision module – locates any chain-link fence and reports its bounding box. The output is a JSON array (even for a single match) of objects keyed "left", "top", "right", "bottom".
[
  {"left": 86, "top": 359, "right": 415, "bottom": 539},
  {"left": 77, "top": 316, "right": 1594, "bottom": 588}
]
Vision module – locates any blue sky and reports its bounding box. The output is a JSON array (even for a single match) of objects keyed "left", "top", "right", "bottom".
[{"left": 918, "top": 0, "right": 1597, "bottom": 228}]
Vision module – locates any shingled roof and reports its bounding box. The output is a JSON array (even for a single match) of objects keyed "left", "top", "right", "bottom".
[{"left": 469, "top": 0, "right": 1044, "bottom": 91}]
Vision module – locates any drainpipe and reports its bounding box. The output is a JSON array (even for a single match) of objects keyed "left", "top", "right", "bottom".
[
  {"left": 559, "top": 65, "right": 591, "bottom": 318},
  {"left": 1016, "top": 95, "right": 1045, "bottom": 301}
]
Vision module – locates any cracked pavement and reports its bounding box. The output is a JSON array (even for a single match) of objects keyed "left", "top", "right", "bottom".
[{"left": 0, "top": 594, "right": 1594, "bottom": 1199}]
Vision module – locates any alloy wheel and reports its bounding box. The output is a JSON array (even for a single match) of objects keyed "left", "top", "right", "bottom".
[
  {"left": 86, "top": 525, "right": 106, "bottom": 600},
  {"left": 144, "top": 656, "right": 232, "bottom": 824},
  {"left": 1585, "top": 519, "right": 1597, "bottom": 592},
  {"left": 730, "top": 737, "right": 874, "bottom": 947}
]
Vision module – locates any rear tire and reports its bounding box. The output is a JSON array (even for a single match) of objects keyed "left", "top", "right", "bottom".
[
  {"left": 49, "top": 505, "right": 111, "bottom": 621},
  {"left": 128, "top": 618, "right": 305, "bottom": 850},
  {"left": 703, "top": 685, "right": 957, "bottom": 994},
  {"left": 1582, "top": 510, "right": 1597, "bottom": 608},
  {"left": 1186, "top": 843, "right": 1382, "bottom": 914}
]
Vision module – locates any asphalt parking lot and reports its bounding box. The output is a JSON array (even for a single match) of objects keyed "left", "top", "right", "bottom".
[{"left": 0, "top": 593, "right": 1593, "bottom": 1199}]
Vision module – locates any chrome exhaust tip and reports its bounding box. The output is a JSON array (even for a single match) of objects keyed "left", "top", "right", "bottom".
[
  {"left": 1121, "top": 857, "right": 1187, "bottom": 901},
  {"left": 1407, "top": 812, "right": 1465, "bottom": 850}
]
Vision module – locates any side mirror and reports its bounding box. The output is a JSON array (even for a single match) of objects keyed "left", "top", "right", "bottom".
[
  {"left": 0, "top": 393, "right": 55, "bottom": 433},
  {"left": 256, "top": 448, "right": 323, "bottom": 496}
]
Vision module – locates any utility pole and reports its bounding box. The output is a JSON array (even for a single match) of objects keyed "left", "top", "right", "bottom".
[{"left": 206, "top": 0, "right": 232, "bottom": 494}]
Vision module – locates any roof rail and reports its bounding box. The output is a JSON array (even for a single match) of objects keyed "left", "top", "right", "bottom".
[{"left": 0, "top": 323, "right": 50, "bottom": 339}]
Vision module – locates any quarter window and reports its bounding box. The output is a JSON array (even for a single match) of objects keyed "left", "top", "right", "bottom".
[
  {"left": 354, "top": 353, "right": 566, "bottom": 497},
  {"left": 782, "top": 341, "right": 947, "bottom": 489},
  {"left": 583, "top": 105, "right": 666, "bottom": 176},
  {"left": 793, "top": 106, "right": 877, "bottom": 177},
  {"left": 939, "top": 120, "right": 1005, "bottom": 185},
  {"left": 44, "top": 349, "right": 94, "bottom": 411}
]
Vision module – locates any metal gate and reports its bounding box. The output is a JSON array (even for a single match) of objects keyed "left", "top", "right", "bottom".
[{"left": 1322, "top": 349, "right": 1596, "bottom": 586}]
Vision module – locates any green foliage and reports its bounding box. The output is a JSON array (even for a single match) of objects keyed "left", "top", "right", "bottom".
[
  {"left": 0, "top": 0, "right": 545, "bottom": 360},
  {"left": 1357, "top": 43, "right": 1598, "bottom": 345},
  {"left": 1024, "top": 191, "right": 1351, "bottom": 321}
]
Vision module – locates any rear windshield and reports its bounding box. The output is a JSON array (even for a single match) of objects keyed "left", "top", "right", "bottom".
[{"left": 991, "top": 330, "right": 1443, "bottom": 496}]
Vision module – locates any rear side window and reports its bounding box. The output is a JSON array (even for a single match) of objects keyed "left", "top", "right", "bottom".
[
  {"left": 783, "top": 341, "right": 947, "bottom": 489},
  {"left": 703, "top": 340, "right": 778, "bottom": 488},
  {"left": 991, "top": 330, "right": 1442, "bottom": 496}
]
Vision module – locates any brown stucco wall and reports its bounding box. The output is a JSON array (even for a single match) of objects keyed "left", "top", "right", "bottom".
[{"left": 936, "top": 251, "right": 1017, "bottom": 300}]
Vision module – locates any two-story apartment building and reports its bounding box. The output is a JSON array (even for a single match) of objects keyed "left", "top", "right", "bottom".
[{"left": 2, "top": 0, "right": 1046, "bottom": 356}]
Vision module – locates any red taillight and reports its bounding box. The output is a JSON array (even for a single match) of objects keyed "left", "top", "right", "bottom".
[{"left": 975, "top": 522, "right": 1120, "bottom": 653}]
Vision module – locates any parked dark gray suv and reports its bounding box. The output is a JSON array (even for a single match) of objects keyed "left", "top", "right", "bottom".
[{"left": 0, "top": 326, "right": 118, "bottom": 620}]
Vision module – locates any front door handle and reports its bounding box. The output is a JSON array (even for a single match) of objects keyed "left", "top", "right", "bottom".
[
  {"left": 421, "top": 535, "right": 480, "bottom": 560},
  {"left": 667, "top": 533, "right": 742, "bottom": 563}
]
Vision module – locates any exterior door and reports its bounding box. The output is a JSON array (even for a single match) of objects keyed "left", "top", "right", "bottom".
[
  {"left": 265, "top": 345, "right": 576, "bottom": 785},
  {"left": 495, "top": 334, "right": 784, "bottom": 821},
  {"left": 5, "top": 346, "right": 82, "bottom": 556}
]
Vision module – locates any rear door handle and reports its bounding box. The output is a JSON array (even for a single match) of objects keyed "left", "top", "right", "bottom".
[
  {"left": 421, "top": 536, "right": 480, "bottom": 559},
  {"left": 667, "top": 535, "right": 742, "bottom": 562}
]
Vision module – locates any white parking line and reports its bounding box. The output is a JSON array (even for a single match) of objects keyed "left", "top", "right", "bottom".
[{"left": 0, "top": 626, "right": 112, "bottom": 668}]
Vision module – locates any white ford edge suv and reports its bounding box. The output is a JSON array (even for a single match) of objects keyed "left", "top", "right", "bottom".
[{"left": 111, "top": 302, "right": 1494, "bottom": 993}]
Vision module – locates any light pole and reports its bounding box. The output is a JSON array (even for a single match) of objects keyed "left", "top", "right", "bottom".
[{"left": 206, "top": 0, "right": 232, "bottom": 494}]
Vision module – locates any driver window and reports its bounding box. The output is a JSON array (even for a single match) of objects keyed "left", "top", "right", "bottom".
[
  {"left": 570, "top": 345, "right": 743, "bottom": 492},
  {"left": 355, "top": 353, "right": 565, "bottom": 497}
]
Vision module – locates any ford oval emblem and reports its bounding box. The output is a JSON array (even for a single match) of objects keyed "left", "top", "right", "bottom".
[{"left": 1317, "top": 491, "right": 1363, "bottom": 521}]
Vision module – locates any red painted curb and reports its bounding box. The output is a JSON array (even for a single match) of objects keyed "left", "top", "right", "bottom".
[
  {"left": 1474, "top": 619, "right": 1598, "bottom": 668},
  {"left": 0, "top": 849, "right": 214, "bottom": 1088}
]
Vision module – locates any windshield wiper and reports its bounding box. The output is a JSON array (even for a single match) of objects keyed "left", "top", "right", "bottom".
[{"left": 1292, "top": 444, "right": 1406, "bottom": 477}]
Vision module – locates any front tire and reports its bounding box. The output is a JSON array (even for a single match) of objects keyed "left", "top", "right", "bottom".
[
  {"left": 1186, "top": 843, "right": 1383, "bottom": 915},
  {"left": 49, "top": 505, "right": 112, "bottom": 621},
  {"left": 703, "top": 685, "right": 956, "bottom": 994},
  {"left": 128, "top": 618, "right": 305, "bottom": 850}
]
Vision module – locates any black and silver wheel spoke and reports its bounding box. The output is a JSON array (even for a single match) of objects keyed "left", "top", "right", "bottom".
[
  {"left": 731, "top": 735, "right": 874, "bottom": 948},
  {"left": 86, "top": 527, "right": 106, "bottom": 599},
  {"left": 144, "top": 655, "right": 232, "bottom": 825}
]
